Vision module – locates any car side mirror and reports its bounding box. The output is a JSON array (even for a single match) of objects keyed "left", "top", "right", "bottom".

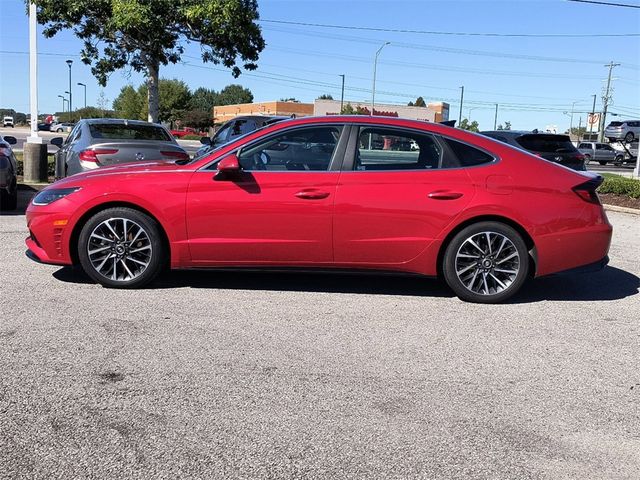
[
  {"left": 50, "top": 137, "right": 64, "bottom": 148},
  {"left": 200, "top": 136, "right": 211, "bottom": 145},
  {"left": 215, "top": 153, "right": 241, "bottom": 180},
  {"left": 3, "top": 136, "right": 17, "bottom": 145}
]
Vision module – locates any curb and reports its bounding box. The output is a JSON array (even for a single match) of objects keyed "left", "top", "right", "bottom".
[{"left": 603, "top": 204, "right": 640, "bottom": 215}]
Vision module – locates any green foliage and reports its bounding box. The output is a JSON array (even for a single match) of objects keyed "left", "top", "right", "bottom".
[
  {"left": 317, "top": 94, "right": 333, "bottom": 100},
  {"left": 414, "top": 97, "right": 426, "bottom": 107},
  {"left": 113, "top": 79, "right": 192, "bottom": 122},
  {"left": 31, "top": 0, "right": 264, "bottom": 122},
  {"left": 341, "top": 103, "right": 355, "bottom": 114},
  {"left": 190, "top": 87, "right": 219, "bottom": 112},
  {"left": 75, "top": 106, "right": 115, "bottom": 119},
  {"left": 459, "top": 118, "right": 480, "bottom": 132},
  {"left": 218, "top": 84, "right": 253, "bottom": 106},
  {"left": 279, "top": 97, "right": 300, "bottom": 103},
  {"left": 113, "top": 85, "right": 144, "bottom": 120},
  {"left": 503, "top": 121, "right": 511, "bottom": 130},
  {"left": 598, "top": 174, "right": 640, "bottom": 199},
  {"left": 407, "top": 101, "right": 414, "bottom": 106},
  {"left": 182, "top": 109, "right": 213, "bottom": 130}
]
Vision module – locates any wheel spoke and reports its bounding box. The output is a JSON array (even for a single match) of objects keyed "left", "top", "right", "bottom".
[
  {"left": 485, "top": 232, "right": 492, "bottom": 254},
  {"left": 496, "top": 252, "right": 518, "bottom": 265},
  {"left": 489, "top": 273, "right": 507, "bottom": 290},
  {"left": 120, "top": 259, "right": 135, "bottom": 279},
  {"left": 88, "top": 245, "right": 111, "bottom": 255},
  {"left": 457, "top": 263, "right": 477, "bottom": 276},
  {"left": 129, "top": 245, "right": 151, "bottom": 254},
  {"left": 104, "top": 220, "right": 122, "bottom": 241},
  {"left": 468, "top": 239, "right": 486, "bottom": 255}
]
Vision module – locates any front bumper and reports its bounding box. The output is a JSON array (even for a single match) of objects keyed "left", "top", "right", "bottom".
[{"left": 25, "top": 207, "right": 74, "bottom": 266}]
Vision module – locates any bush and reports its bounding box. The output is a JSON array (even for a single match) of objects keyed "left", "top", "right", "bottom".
[
  {"left": 180, "top": 134, "right": 205, "bottom": 140},
  {"left": 598, "top": 174, "right": 640, "bottom": 199}
]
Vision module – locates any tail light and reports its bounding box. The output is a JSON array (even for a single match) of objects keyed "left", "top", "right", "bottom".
[
  {"left": 161, "top": 150, "right": 190, "bottom": 161},
  {"left": 573, "top": 176, "right": 603, "bottom": 204},
  {"left": 575, "top": 153, "right": 585, "bottom": 161},
  {"left": 79, "top": 148, "right": 119, "bottom": 163}
]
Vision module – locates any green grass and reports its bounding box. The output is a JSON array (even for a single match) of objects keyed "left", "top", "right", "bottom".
[
  {"left": 180, "top": 134, "right": 205, "bottom": 140},
  {"left": 598, "top": 173, "right": 640, "bottom": 199}
]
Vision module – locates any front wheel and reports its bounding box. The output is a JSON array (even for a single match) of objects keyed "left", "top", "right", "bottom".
[
  {"left": 78, "top": 207, "right": 165, "bottom": 288},
  {"left": 443, "top": 222, "right": 530, "bottom": 303}
]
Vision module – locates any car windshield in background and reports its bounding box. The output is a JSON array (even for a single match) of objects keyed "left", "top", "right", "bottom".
[
  {"left": 515, "top": 134, "right": 576, "bottom": 153},
  {"left": 89, "top": 124, "right": 171, "bottom": 141}
]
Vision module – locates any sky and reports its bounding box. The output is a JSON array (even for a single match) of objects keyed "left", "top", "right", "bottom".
[{"left": 0, "top": 0, "right": 639, "bottom": 132}]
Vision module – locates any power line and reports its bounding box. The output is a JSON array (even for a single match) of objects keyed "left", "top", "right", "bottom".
[
  {"left": 566, "top": 0, "right": 640, "bottom": 8},
  {"left": 258, "top": 19, "right": 640, "bottom": 38}
]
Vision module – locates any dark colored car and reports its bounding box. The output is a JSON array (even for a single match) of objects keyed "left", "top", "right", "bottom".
[
  {"left": 0, "top": 135, "right": 18, "bottom": 210},
  {"left": 481, "top": 130, "right": 586, "bottom": 170},
  {"left": 26, "top": 116, "right": 612, "bottom": 303},
  {"left": 196, "top": 115, "right": 289, "bottom": 158}
]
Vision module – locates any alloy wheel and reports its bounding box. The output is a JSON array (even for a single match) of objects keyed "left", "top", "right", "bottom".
[
  {"left": 87, "top": 217, "right": 152, "bottom": 281},
  {"left": 454, "top": 231, "right": 520, "bottom": 296}
]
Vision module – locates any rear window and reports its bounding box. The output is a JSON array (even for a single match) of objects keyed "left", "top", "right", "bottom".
[
  {"left": 89, "top": 123, "right": 171, "bottom": 141},
  {"left": 608, "top": 122, "right": 623, "bottom": 127},
  {"left": 515, "top": 135, "right": 577, "bottom": 153}
]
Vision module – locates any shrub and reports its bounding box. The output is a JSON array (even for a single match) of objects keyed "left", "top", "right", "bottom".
[{"left": 598, "top": 174, "right": 640, "bottom": 199}]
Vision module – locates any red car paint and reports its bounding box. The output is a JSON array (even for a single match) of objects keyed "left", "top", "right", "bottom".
[{"left": 26, "top": 116, "right": 611, "bottom": 280}]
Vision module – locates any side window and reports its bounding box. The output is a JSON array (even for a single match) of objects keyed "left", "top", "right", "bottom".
[
  {"left": 230, "top": 120, "right": 247, "bottom": 138},
  {"left": 213, "top": 123, "right": 231, "bottom": 144},
  {"left": 65, "top": 124, "right": 81, "bottom": 145},
  {"left": 595, "top": 144, "right": 603, "bottom": 150},
  {"left": 441, "top": 138, "right": 495, "bottom": 168},
  {"left": 355, "top": 127, "right": 441, "bottom": 170},
  {"left": 578, "top": 143, "right": 590, "bottom": 149},
  {"left": 238, "top": 126, "right": 342, "bottom": 172}
]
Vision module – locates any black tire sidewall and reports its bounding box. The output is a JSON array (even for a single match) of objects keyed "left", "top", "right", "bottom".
[
  {"left": 78, "top": 207, "right": 164, "bottom": 288},
  {"left": 443, "top": 221, "right": 530, "bottom": 303}
]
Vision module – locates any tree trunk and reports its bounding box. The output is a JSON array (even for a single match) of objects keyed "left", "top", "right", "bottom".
[{"left": 147, "top": 59, "right": 160, "bottom": 123}]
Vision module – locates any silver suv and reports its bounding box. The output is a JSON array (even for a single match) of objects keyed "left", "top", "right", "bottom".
[
  {"left": 604, "top": 120, "right": 640, "bottom": 143},
  {"left": 577, "top": 142, "right": 624, "bottom": 166}
]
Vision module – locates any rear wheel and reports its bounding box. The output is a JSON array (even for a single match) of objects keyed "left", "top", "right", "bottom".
[
  {"left": 78, "top": 207, "right": 165, "bottom": 288},
  {"left": 624, "top": 132, "right": 634, "bottom": 143},
  {"left": 443, "top": 222, "right": 529, "bottom": 303}
]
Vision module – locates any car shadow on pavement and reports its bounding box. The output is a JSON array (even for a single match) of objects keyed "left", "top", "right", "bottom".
[{"left": 52, "top": 265, "right": 638, "bottom": 302}]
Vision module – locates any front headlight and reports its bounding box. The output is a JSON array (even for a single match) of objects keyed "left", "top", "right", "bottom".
[{"left": 32, "top": 187, "right": 81, "bottom": 206}]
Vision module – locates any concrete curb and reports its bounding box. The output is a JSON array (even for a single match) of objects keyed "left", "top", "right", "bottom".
[{"left": 603, "top": 204, "right": 640, "bottom": 215}]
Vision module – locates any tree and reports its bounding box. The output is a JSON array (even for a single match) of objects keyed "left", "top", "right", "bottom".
[
  {"left": 496, "top": 124, "right": 504, "bottom": 130},
  {"left": 190, "top": 87, "right": 219, "bottom": 113},
  {"left": 32, "top": 0, "right": 265, "bottom": 123},
  {"left": 75, "top": 106, "right": 114, "bottom": 119},
  {"left": 279, "top": 97, "right": 300, "bottom": 103},
  {"left": 459, "top": 118, "right": 480, "bottom": 132},
  {"left": 182, "top": 109, "right": 214, "bottom": 130},
  {"left": 503, "top": 121, "right": 512, "bottom": 130},
  {"left": 113, "top": 85, "right": 144, "bottom": 120},
  {"left": 341, "top": 103, "right": 356, "bottom": 114},
  {"left": 317, "top": 94, "right": 333, "bottom": 100},
  {"left": 414, "top": 97, "right": 426, "bottom": 107},
  {"left": 218, "top": 84, "right": 253, "bottom": 106},
  {"left": 407, "top": 101, "right": 414, "bottom": 106}
]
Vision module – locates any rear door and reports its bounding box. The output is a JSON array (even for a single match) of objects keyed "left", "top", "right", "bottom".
[{"left": 333, "top": 125, "right": 487, "bottom": 267}]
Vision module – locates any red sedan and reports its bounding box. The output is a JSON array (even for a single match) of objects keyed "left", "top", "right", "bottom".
[{"left": 25, "top": 116, "right": 612, "bottom": 303}]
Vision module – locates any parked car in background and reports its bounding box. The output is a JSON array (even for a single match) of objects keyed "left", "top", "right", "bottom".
[
  {"left": 3, "top": 116, "right": 14, "bottom": 128},
  {"left": 480, "top": 130, "right": 586, "bottom": 170},
  {"left": 577, "top": 142, "right": 624, "bottom": 165},
  {"left": 37, "top": 122, "right": 52, "bottom": 131},
  {"left": 52, "top": 118, "right": 189, "bottom": 178},
  {"left": 170, "top": 127, "right": 206, "bottom": 138},
  {"left": 0, "top": 135, "right": 18, "bottom": 210},
  {"left": 604, "top": 120, "right": 640, "bottom": 143},
  {"left": 195, "top": 115, "right": 289, "bottom": 158},
  {"left": 49, "top": 122, "right": 74, "bottom": 133},
  {"left": 28, "top": 116, "right": 611, "bottom": 304}
]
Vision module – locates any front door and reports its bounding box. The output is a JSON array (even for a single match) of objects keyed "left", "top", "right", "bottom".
[{"left": 186, "top": 124, "right": 347, "bottom": 265}]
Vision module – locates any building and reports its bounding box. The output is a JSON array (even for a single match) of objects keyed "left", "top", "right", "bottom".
[
  {"left": 314, "top": 99, "right": 450, "bottom": 123},
  {"left": 213, "top": 101, "right": 314, "bottom": 123}
]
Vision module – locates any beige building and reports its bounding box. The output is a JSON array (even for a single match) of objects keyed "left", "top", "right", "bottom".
[
  {"left": 313, "top": 99, "right": 450, "bottom": 123},
  {"left": 213, "top": 101, "right": 314, "bottom": 123}
]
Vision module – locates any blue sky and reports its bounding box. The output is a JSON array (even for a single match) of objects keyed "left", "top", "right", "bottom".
[{"left": 1, "top": 0, "right": 639, "bottom": 132}]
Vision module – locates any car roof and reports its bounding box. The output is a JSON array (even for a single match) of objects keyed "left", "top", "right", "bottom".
[{"left": 82, "top": 118, "right": 167, "bottom": 127}]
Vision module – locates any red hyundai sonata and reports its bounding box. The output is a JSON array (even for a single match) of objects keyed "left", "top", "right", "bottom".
[{"left": 25, "top": 116, "right": 612, "bottom": 303}]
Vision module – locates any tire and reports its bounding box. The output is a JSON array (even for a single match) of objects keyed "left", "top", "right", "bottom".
[
  {"left": 598, "top": 161, "right": 607, "bottom": 166},
  {"left": 56, "top": 128, "right": 63, "bottom": 132},
  {"left": 1, "top": 188, "right": 17, "bottom": 211},
  {"left": 624, "top": 132, "right": 634, "bottom": 143},
  {"left": 614, "top": 155, "right": 624, "bottom": 166},
  {"left": 77, "top": 207, "right": 165, "bottom": 288},
  {"left": 442, "top": 221, "right": 530, "bottom": 303}
]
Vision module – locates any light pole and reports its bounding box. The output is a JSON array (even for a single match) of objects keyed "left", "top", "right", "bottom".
[
  {"left": 66, "top": 59, "right": 73, "bottom": 117},
  {"left": 467, "top": 106, "right": 481, "bottom": 122},
  {"left": 563, "top": 101, "right": 577, "bottom": 139},
  {"left": 371, "top": 42, "right": 390, "bottom": 116},
  {"left": 64, "top": 90, "right": 70, "bottom": 121},
  {"left": 58, "top": 95, "right": 66, "bottom": 115},
  {"left": 458, "top": 86, "right": 464, "bottom": 126},
  {"left": 77, "top": 82, "right": 86, "bottom": 109},
  {"left": 493, "top": 103, "right": 499, "bottom": 130},
  {"left": 339, "top": 74, "right": 345, "bottom": 113}
]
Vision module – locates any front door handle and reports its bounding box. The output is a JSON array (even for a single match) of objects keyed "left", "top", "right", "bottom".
[
  {"left": 428, "top": 191, "right": 463, "bottom": 200},
  {"left": 295, "top": 190, "right": 330, "bottom": 200}
]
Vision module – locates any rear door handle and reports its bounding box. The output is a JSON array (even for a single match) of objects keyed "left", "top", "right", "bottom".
[
  {"left": 295, "top": 190, "right": 330, "bottom": 200},
  {"left": 428, "top": 191, "right": 463, "bottom": 200}
]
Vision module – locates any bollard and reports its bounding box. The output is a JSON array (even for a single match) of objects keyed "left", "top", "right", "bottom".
[{"left": 23, "top": 143, "right": 49, "bottom": 183}]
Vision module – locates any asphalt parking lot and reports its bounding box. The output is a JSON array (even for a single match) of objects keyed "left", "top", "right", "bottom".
[{"left": 1, "top": 191, "right": 639, "bottom": 479}]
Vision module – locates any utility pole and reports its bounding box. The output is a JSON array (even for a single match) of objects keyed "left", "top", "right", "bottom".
[
  {"left": 339, "top": 74, "right": 345, "bottom": 113},
  {"left": 600, "top": 61, "right": 620, "bottom": 142},
  {"left": 589, "top": 94, "right": 597, "bottom": 140},
  {"left": 77, "top": 82, "right": 87, "bottom": 109},
  {"left": 458, "top": 86, "right": 464, "bottom": 126},
  {"left": 493, "top": 103, "right": 498, "bottom": 130},
  {"left": 371, "top": 42, "right": 390, "bottom": 116}
]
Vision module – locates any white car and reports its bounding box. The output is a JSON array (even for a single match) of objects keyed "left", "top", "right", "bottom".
[
  {"left": 49, "top": 122, "right": 74, "bottom": 133},
  {"left": 605, "top": 120, "right": 640, "bottom": 144},
  {"left": 3, "top": 116, "right": 14, "bottom": 128}
]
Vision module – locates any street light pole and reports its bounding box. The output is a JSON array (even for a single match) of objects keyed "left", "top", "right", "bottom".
[
  {"left": 458, "top": 86, "right": 464, "bottom": 126},
  {"left": 339, "top": 74, "right": 345, "bottom": 113},
  {"left": 371, "top": 42, "right": 390, "bottom": 116},
  {"left": 493, "top": 103, "right": 499, "bottom": 130},
  {"left": 77, "top": 82, "right": 86, "bottom": 109},
  {"left": 66, "top": 59, "right": 73, "bottom": 117},
  {"left": 58, "top": 95, "right": 65, "bottom": 115}
]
